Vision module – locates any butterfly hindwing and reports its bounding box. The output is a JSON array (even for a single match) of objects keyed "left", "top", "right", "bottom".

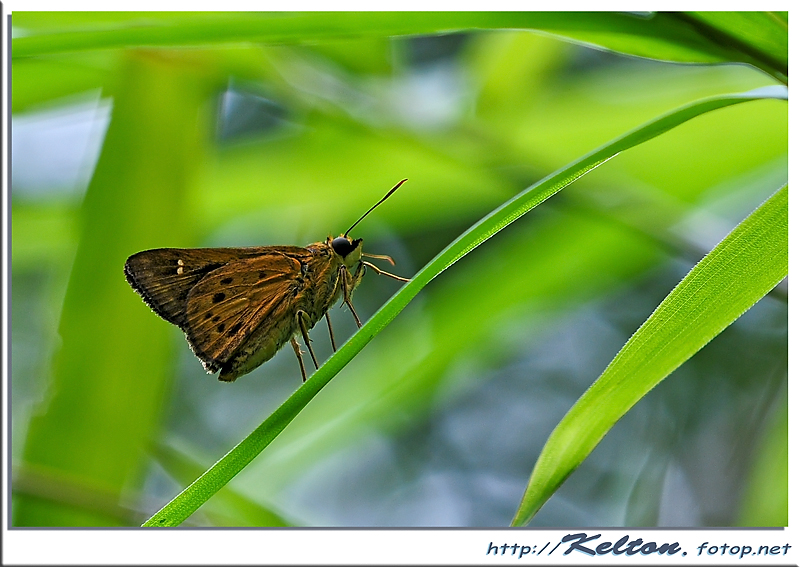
[{"left": 183, "top": 251, "right": 311, "bottom": 370}]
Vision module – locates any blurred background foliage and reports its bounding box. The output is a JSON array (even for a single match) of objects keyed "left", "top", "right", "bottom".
[{"left": 10, "top": 12, "right": 786, "bottom": 527}]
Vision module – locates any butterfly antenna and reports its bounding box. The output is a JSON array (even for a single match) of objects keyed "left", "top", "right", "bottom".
[{"left": 344, "top": 179, "right": 407, "bottom": 237}]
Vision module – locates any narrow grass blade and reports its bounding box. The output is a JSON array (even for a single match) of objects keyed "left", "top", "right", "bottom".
[
  {"left": 142, "top": 88, "right": 784, "bottom": 527},
  {"left": 511, "top": 184, "right": 788, "bottom": 526}
]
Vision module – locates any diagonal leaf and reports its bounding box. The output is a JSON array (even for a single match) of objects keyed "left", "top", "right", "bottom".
[
  {"left": 152, "top": 443, "right": 294, "bottom": 527},
  {"left": 511, "top": 183, "right": 788, "bottom": 526},
  {"left": 142, "top": 87, "right": 785, "bottom": 527}
]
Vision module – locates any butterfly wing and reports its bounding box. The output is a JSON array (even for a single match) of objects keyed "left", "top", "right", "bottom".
[
  {"left": 125, "top": 247, "right": 273, "bottom": 328},
  {"left": 183, "top": 250, "right": 311, "bottom": 373}
]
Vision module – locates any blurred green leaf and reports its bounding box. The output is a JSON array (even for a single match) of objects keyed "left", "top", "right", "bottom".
[
  {"left": 14, "top": 50, "right": 221, "bottom": 526},
  {"left": 466, "top": 37, "right": 786, "bottom": 204},
  {"left": 10, "top": 202, "right": 78, "bottom": 271},
  {"left": 736, "top": 389, "right": 788, "bottom": 526},
  {"left": 11, "top": 52, "right": 114, "bottom": 114},
  {"left": 201, "top": 117, "right": 517, "bottom": 236},
  {"left": 512, "top": 184, "right": 787, "bottom": 526},
  {"left": 11, "top": 45, "right": 270, "bottom": 114}
]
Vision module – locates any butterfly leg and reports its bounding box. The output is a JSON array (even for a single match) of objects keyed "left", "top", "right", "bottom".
[
  {"left": 290, "top": 337, "right": 308, "bottom": 382},
  {"left": 362, "top": 252, "right": 397, "bottom": 265},
  {"left": 339, "top": 265, "right": 363, "bottom": 328},
  {"left": 362, "top": 260, "right": 410, "bottom": 282},
  {"left": 325, "top": 311, "right": 337, "bottom": 351},
  {"left": 296, "top": 310, "right": 319, "bottom": 370}
]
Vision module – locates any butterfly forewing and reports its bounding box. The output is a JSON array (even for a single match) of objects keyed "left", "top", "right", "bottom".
[
  {"left": 124, "top": 248, "right": 270, "bottom": 328},
  {"left": 183, "top": 252, "right": 305, "bottom": 367}
]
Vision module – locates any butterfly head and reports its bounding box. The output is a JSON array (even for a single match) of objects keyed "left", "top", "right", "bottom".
[
  {"left": 329, "top": 179, "right": 406, "bottom": 270},
  {"left": 330, "top": 235, "right": 363, "bottom": 267}
]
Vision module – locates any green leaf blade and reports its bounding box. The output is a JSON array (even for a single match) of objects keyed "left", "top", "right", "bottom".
[
  {"left": 12, "top": 11, "right": 788, "bottom": 84},
  {"left": 511, "top": 184, "right": 788, "bottom": 526},
  {"left": 685, "top": 12, "right": 788, "bottom": 72}
]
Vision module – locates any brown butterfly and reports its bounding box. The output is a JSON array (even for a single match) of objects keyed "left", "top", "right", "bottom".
[{"left": 124, "top": 179, "right": 409, "bottom": 382}]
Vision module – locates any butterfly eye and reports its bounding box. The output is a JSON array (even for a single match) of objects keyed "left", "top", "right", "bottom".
[{"left": 332, "top": 236, "right": 360, "bottom": 258}]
